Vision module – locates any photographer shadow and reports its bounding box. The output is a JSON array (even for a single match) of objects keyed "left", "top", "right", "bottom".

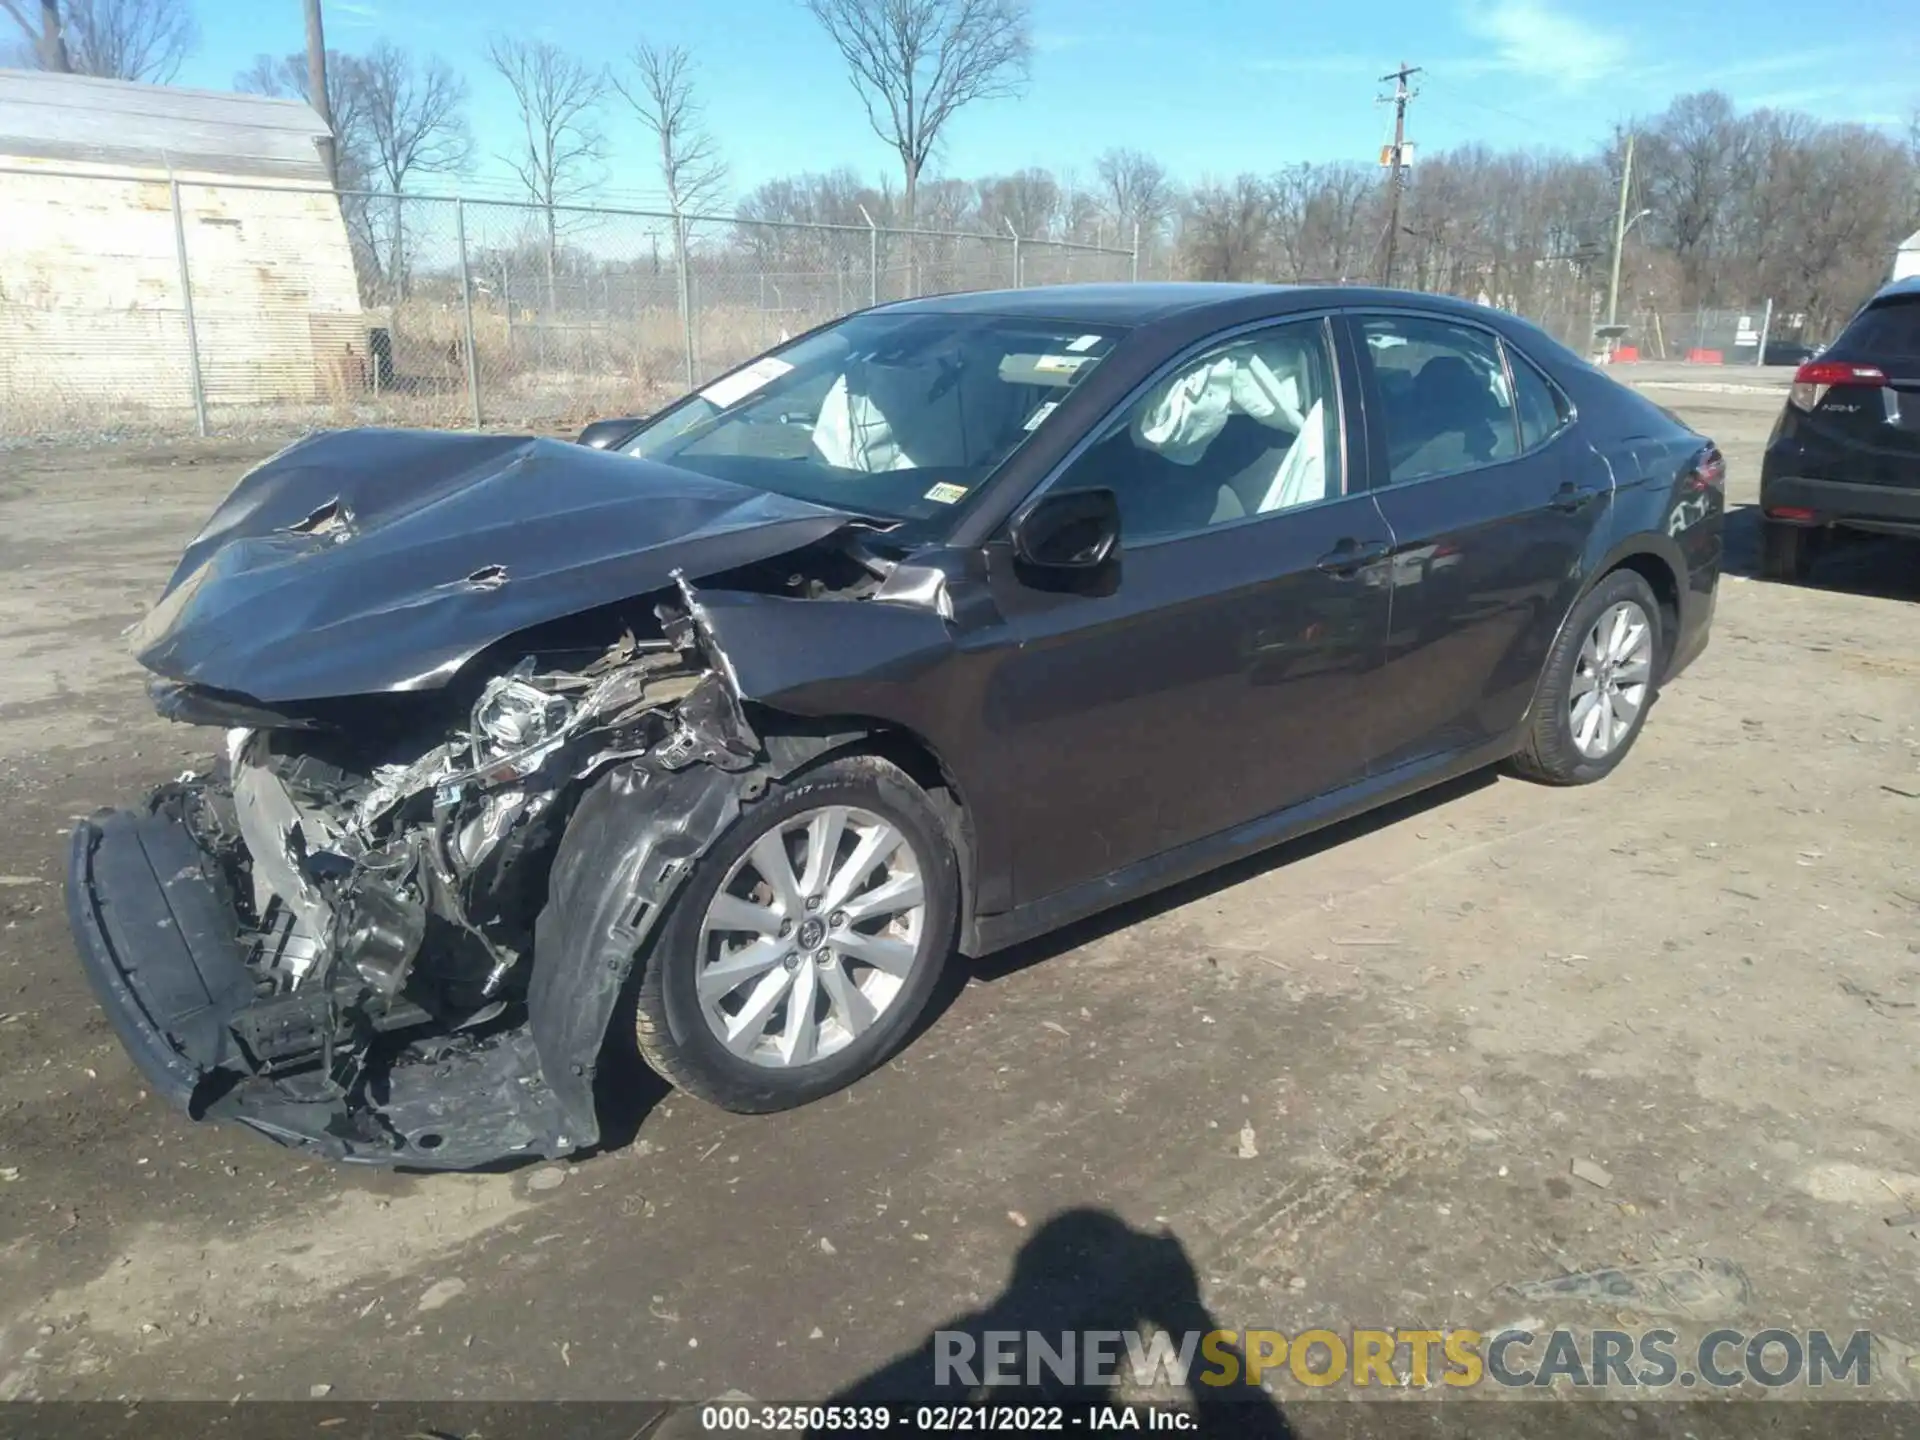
[{"left": 827, "top": 1206, "right": 1294, "bottom": 1437}]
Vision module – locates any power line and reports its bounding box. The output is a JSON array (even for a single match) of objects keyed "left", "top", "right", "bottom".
[
  {"left": 1376, "top": 62, "right": 1421, "bottom": 287},
  {"left": 1415, "top": 72, "right": 1535, "bottom": 132}
]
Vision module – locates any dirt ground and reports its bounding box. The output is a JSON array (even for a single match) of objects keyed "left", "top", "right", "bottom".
[{"left": 0, "top": 382, "right": 1917, "bottom": 1424}]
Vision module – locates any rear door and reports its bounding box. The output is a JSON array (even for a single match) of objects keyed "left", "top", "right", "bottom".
[{"left": 1348, "top": 310, "right": 1615, "bottom": 773}]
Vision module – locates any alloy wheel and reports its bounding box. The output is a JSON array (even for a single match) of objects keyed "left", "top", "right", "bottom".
[
  {"left": 1569, "top": 599, "right": 1654, "bottom": 760},
  {"left": 695, "top": 805, "right": 927, "bottom": 1068}
]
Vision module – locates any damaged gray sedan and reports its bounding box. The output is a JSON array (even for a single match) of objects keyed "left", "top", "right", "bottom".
[{"left": 66, "top": 285, "right": 1720, "bottom": 1167}]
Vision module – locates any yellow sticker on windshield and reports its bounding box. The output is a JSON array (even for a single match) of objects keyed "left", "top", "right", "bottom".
[{"left": 923, "top": 482, "right": 968, "bottom": 504}]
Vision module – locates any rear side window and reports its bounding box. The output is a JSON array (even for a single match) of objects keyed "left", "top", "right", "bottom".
[
  {"left": 1507, "top": 345, "right": 1572, "bottom": 450},
  {"left": 1359, "top": 316, "right": 1518, "bottom": 484},
  {"left": 1838, "top": 298, "right": 1920, "bottom": 358}
]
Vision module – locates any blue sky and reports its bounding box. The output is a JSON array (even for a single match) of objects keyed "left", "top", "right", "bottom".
[{"left": 177, "top": 0, "right": 1917, "bottom": 207}]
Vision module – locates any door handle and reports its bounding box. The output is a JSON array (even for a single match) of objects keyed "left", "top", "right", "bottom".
[
  {"left": 1316, "top": 538, "right": 1392, "bottom": 575},
  {"left": 1550, "top": 482, "right": 1601, "bottom": 512}
]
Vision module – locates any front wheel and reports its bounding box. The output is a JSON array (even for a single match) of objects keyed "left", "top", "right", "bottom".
[
  {"left": 628, "top": 754, "right": 958, "bottom": 1113},
  {"left": 1511, "top": 569, "right": 1663, "bottom": 787}
]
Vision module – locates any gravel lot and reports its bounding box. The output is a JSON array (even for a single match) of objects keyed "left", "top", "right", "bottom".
[{"left": 1, "top": 383, "right": 1917, "bottom": 1423}]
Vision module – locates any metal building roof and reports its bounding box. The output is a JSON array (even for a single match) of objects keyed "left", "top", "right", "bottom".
[{"left": 0, "top": 68, "right": 332, "bottom": 183}]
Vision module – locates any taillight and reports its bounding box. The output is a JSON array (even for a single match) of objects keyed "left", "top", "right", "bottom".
[
  {"left": 1688, "top": 444, "right": 1725, "bottom": 491},
  {"left": 1789, "top": 360, "right": 1886, "bottom": 411}
]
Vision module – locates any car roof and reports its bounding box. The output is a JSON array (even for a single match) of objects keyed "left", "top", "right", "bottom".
[
  {"left": 876, "top": 281, "right": 1511, "bottom": 329},
  {"left": 1868, "top": 275, "right": 1920, "bottom": 304}
]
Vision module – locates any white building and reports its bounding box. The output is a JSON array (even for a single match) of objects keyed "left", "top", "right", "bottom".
[
  {"left": 0, "top": 69, "right": 364, "bottom": 428},
  {"left": 1894, "top": 227, "right": 1920, "bottom": 284}
]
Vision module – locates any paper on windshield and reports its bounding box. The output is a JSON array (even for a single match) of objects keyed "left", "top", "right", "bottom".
[
  {"left": 700, "top": 356, "right": 794, "bottom": 411},
  {"left": 1032, "top": 354, "right": 1091, "bottom": 376}
]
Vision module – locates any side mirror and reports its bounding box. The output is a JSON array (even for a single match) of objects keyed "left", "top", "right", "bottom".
[
  {"left": 576, "top": 416, "right": 648, "bottom": 450},
  {"left": 1011, "top": 487, "right": 1121, "bottom": 571}
]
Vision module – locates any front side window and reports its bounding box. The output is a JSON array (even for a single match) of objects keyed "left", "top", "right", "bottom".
[
  {"left": 621, "top": 312, "right": 1123, "bottom": 524},
  {"left": 1360, "top": 316, "right": 1519, "bottom": 484},
  {"left": 1049, "top": 318, "right": 1342, "bottom": 545}
]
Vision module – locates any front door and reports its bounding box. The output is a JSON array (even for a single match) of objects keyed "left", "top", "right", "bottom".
[
  {"left": 978, "top": 315, "right": 1397, "bottom": 906},
  {"left": 1348, "top": 312, "right": 1613, "bottom": 773}
]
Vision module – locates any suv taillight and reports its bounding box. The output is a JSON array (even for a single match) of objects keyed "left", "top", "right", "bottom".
[{"left": 1789, "top": 360, "right": 1885, "bottom": 411}]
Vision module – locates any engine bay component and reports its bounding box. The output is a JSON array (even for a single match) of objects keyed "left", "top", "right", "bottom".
[{"left": 64, "top": 426, "right": 914, "bottom": 1167}]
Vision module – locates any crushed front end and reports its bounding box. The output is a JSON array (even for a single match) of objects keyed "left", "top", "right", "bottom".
[{"left": 67, "top": 619, "right": 757, "bottom": 1168}]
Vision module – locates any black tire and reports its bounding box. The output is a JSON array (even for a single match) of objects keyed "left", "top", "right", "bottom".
[
  {"left": 1511, "top": 568, "right": 1664, "bottom": 787},
  {"left": 1760, "top": 519, "right": 1815, "bottom": 583},
  {"left": 629, "top": 754, "right": 958, "bottom": 1113}
]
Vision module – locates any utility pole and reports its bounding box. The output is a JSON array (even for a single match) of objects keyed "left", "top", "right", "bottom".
[
  {"left": 1605, "top": 130, "right": 1636, "bottom": 332},
  {"left": 1377, "top": 62, "right": 1420, "bottom": 287},
  {"left": 304, "top": 0, "right": 338, "bottom": 190},
  {"left": 34, "top": 0, "right": 72, "bottom": 71}
]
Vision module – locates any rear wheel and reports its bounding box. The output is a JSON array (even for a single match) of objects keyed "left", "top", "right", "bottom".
[
  {"left": 629, "top": 754, "right": 958, "bottom": 1113},
  {"left": 1760, "top": 519, "right": 1816, "bottom": 583},
  {"left": 1512, "top": 569, "right": 1662, "bottom": 787}
]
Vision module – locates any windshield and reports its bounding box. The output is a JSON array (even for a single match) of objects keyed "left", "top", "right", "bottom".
[{"left": 620, "top": 311, "right": 1125, "bottom": 523}]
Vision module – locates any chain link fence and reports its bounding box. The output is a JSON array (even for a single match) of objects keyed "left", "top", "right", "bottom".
[
  {"left": 1604, "top": 305, "right": 1792, "bottom": 364},
  {"left": 0, "top": 170, "right": 1136, "bottom": 445},
  {"left": 0, "top": 165, "right": 1800, "bottom": 447}
]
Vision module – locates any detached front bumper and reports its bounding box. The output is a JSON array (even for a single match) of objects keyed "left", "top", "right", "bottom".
[
  {"left": 66, "top": 805, "right": 582, "bottom": 1170},
  {"left": 67, "top": 807, "right": 252, "bottom": 1110}
]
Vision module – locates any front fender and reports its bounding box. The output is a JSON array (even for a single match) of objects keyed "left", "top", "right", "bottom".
[{"left": 528, "top": 761, "right": 757, "bottom": 1147}]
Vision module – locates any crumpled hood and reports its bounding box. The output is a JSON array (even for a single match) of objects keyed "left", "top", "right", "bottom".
[{"left": 133, "top": 429, "right": 862, "bottom": 703}]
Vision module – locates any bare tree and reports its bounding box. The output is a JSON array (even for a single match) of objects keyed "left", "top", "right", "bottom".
[
  {"left": 349, "top": 41, "right": 471, "bottom": 300},
  {"left": 355, "top": 40, "right": 472, "bottom": 194},
  {"left": 1637, "top": 90, "right": 1749, "bottom": 307},
  {"left": 4, "top": 0, "right": 195, "bottom": 80},
  {"left": 1180, "top": 175, "right": 1274, "bottom": 281},
  {"left": 802, "top": 0, "right": 1031, "bottom": 229},
  {"left": 1055, "top": 170, "right": 1104, "bottom": 246},
  {"left": 1095, "top": 148, "right": 1174, "bottom": 251},
  {"left": 734, "top": 168, "right": 894, "bottom": 288},
  {"left": 64, "top": 0, "right": 193, "bottom": 80},
  {"left": 738, "top": 168, "right": 890, "bottom": 230},
  {"left": 977, "top": 167, "right": 1060, "bottom": 238},
  {"left": 488, "top": 36, "right": 606, "bottom": 316},
  {"left": 612, "top": 42, "right": 728, "bottom": 219},
  {"left": 487, "top": 37, "right": 606, "bottom": 214}
]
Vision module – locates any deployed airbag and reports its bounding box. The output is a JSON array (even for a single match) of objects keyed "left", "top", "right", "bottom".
[{"left": 1131, "top": 343, "right": 1331, "bottom": 512}]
